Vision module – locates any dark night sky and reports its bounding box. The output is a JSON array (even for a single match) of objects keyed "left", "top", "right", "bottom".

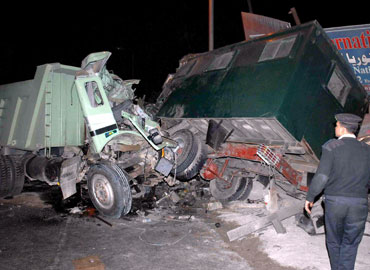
[{"left": 0, "top": 1, "right": 367, "bottom": 102}]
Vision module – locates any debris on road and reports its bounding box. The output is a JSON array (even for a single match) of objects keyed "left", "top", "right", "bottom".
[
  {"left": 206, "top": 201, "right": 223, "bottom": 211},
  {"left": 227, "top": 202, "right": 303, "bottom": 241},
  {"left": 69, "top": 207, "right": 83, "bottom": 215}
]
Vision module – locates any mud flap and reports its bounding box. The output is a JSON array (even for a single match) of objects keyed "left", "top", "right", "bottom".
[{"left": 59, "top": 156, "right": 82, "bottom": 199}]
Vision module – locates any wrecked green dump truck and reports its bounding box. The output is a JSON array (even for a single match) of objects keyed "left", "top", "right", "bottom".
[
  {"left": 0, "top": 52, "right": 204, "bottom": 218},
  {"left": 154, "top": 21, "right": 369, "bottom": 204}
]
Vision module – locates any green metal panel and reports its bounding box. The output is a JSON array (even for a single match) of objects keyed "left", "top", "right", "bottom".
[
  {"left": 46, "top": 65, "right": 85, "bottom": 149},
  {"left": 74, "top": 75, "right": 119, "bottom": 153},
  {"left": 0, "top": 63, "right": 85, "bottom": 151},
  {"left": 156, "top": 21, "right": 368, "bottom": 157}
]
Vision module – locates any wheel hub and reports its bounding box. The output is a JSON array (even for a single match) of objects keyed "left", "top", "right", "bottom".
[{"left": 92, "top": 175, "right": 114, "bottom": 209}]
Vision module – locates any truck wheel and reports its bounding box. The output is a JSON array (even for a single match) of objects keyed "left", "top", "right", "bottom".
[
  {"left": 171, "top": 129, "right": 207, "bottom": 180},
  {"left": 87, "top": 163, "right": 132, "bottom": 218},
  {"left": 0, "top": 155, "right": 13, "bottom": 198},
  {"left": 210, "top": 176, "right": 251, "bottom": 202},
  {"left": 235, "top": 177, "right": 253, "bottom": 201},
  {"left": 9, "top": 155, "right": 25, "bottom": 196}
]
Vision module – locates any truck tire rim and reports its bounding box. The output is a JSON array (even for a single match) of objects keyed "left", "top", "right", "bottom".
[{"left": 91, "top": 174, "right": 114, "bottom": 210}]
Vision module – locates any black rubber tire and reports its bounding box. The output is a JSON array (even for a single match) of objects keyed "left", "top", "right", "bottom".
[
  {"left": 170, "top": 129, "right": 207, "bottom": 180},
  {"left": 368, "top": 194, "right": 370, "bottom": 222},
  {"left": 235, "top": 177, "right": 254, "bottom": 201},
  {"left": 210, "top": 176, "right": 252, "bottom": 202},
  {"left": 9, "top": 155, "right": 25, "bottom": 196},
  {"left": 0, "top": 155, "right": 15, "bottom": 197},
  {"left": 0, "top": 156, "right": 6, "bottom": 197},
  {"left": 87, "top": 162, "right": 132, "bottom": 218},
  {"left": 0, "top": 155, "right": 13, "bottom": 198}
]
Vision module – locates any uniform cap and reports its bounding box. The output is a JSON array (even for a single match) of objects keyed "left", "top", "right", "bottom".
[{"left": 335, "top": 113, "right": 362, "bottom": 130}]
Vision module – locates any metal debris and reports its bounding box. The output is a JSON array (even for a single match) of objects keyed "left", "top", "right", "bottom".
[{"left": 206, "top": 201, "right": 223, "bottom": 211}]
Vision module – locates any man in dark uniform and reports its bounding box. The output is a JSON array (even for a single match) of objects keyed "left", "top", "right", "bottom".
[{"left": 305, "top": 113, "right": 370, "bottom": 270}]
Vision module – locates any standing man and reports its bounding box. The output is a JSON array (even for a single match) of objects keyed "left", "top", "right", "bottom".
[{"left": 305, "top": 113, "right": 370, "bottom": 270}]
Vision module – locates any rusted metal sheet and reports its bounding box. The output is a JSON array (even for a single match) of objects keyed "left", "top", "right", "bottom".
[
  {"left": 241, "top": 12, "right": 291, "bottom": 41},
  {"left": 201, "top": 143, "right": 306, "bottom": 191}
]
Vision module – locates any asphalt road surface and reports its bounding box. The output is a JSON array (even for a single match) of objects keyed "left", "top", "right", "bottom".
[{"left": 0, "top": 181, "right": 301, "bottom": 270}]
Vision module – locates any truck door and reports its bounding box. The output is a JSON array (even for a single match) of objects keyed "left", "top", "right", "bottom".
[{"left": 75, "top": 76, "right": 118, "bottom": 153}]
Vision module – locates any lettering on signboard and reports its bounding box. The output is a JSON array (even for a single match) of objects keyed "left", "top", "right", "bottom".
[
  {"left": 328, "top": 27, "right": 370, "bottom": 92},
  {"left": 331, "top": 30, "right": 370, "bottom": 50}
]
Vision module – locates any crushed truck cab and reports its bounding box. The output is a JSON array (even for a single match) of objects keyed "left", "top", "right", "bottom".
[{"left": 0, "top": 52, "right": 206, "bottom": 218}]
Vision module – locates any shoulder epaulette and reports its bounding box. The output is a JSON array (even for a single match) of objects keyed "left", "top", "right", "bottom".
[{"left": 322, "top": 139, "right": 344, "bottom": 151}]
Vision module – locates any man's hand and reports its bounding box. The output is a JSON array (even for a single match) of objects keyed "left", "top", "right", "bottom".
[{"left": 305, "top": 200, "right": 313, "bottom": 214}]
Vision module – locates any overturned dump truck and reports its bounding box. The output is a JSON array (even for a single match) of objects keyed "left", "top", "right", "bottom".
[
  {"left": 0, "top": 52, "right": 204, "bottom": 218},
  {"left": 154, "top": 21, "right": 369, "bottom": 204}
]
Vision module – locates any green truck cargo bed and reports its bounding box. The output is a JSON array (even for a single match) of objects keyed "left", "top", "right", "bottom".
[{"left": 0, "top": 64, "right": 84, "bottom": 151}]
